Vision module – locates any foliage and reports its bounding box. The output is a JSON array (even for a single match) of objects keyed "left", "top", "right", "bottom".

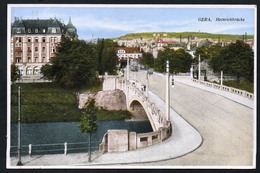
[
  {"left": 223, "top": 80, "right": 254, "bottom": 93},
  {"left": 96, "top": 39, "right": 118, "bottom": 75},
  {"left": 193, "top": 44, "right": 222, "bottom": 63},
  {"left": 41, "top": 36, "right": 98, "bottom": 89},
  {"left": 209, "top": 40, "right": 254, "bottom": 81},
  {"left": 154, "top": 48, "right": 192, "bottom": 73},
  {"left": 11, "top": 83, "right": 82, "bottom": 123},
  {"left": 11, "top": 83, "right": 131, "bottom": 123},
  {"left": 11, "top": 64, "right": 20, "bottom": 82},
  {"left": 96, "top": 109, "right": 131, "bottom": 120},
  {"left": 79, "top": 99, "right": 97, "bottom": 133},
  {"left": 139, "top": 52, "right": 154, "bottom": 68}
]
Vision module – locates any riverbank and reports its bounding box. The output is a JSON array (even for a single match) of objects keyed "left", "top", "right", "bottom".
[{"left": 11, "top": 83, "right": 131, "bottom": 123}]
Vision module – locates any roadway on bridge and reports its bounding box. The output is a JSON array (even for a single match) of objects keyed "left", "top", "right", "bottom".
[{"left": 129, "top": 70, "right": 255, "bottom": 167}]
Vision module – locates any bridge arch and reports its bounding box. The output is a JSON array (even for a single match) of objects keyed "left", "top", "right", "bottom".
[
  {"left": 126, "top": 95, "right": 158, "bottom": 131},
  {"left": 129, "top": 100, "right": 149, "bottom": 120}
]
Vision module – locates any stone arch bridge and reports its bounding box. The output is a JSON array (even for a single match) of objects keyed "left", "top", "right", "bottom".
[{"left": 99, "top": 75, "right": 172, "bottom": 152}]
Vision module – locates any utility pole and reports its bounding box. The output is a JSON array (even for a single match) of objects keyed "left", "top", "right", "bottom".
[
  {"left": 17, "top": 86, "right": 22, "bottom": 166},
  {"left": 221, "top": 71, "right": 223, "bottom": 86},
  {"left": 127, "top": 57, "right": 130, "bottom": 81},
  {"left": 165, "top": 60, "right": 170, "bottom": 121},
  {"left": 198, "top": 54, "right": 201, "bottom": 80},
  {"left": 146, "top": 70, "right": 149, "bottom": 98}
]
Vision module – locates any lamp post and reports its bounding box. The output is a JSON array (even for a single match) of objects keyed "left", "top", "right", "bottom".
[
  {"left": 165, "top": 60, "right": 170, "bottom": 121},
  {"left": 127, "top": 57, "right": 130, "bottom": 81},
  {"left": 198, "top": 54, "right": 201, "bottom": 80},
  {"left": 146, "top": 69, "right": 149, "bottom": 98},
  {"left": 17, "top": 85, "right": 23, "bottom": 166},
  {"left": 220, "top": 71, "right": 223, "bottom": 85}
]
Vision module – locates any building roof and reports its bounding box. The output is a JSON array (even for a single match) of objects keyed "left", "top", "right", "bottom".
[
  {"left": 66, "top": 16, "right": 75, "bottom": 28},
  {"left": 12, "top": 18, "right": 65, "bottom": 28},
  {"left": 11, "top": 17, "right": 77, "bottom": 37}
]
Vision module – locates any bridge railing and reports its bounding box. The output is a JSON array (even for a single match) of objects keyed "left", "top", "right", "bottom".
[
  {"left": 117, "top": 78, "right": 168, "bottom": 129},
  {"left": 10, "top": 141, "right": 100, "bottom": 157},
  {"left": 192, "top": 79, "right": 254, "bottom": 100}
]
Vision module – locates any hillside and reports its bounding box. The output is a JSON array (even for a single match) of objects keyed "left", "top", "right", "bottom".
[{"left": 116, "top": 32, "right": 254, "bottom": 41}]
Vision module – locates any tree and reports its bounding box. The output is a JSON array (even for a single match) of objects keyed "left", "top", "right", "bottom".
[
  {"left": 140, "top": 52, "right": 154, "bottom": 68},
  {"left": 41, "top": 36, "right": 97, "bottom": 89},
  {"left": 96, "top": 39, "right": 118, "bottom": 75},
  {"left": 154, "top": 48, "right": 192, "bottom": 74},
  {"left": 209, "top": 40, "right": 254, "bottom": 81},
  {"left": 79, "top": 99, "right": 97, "bottom": 162},
  {"left": 194, "top": 44, "right": 222, "bottom": 63},
  {"left": 11, "top": 64, "right": 20, "bottom": 82}
]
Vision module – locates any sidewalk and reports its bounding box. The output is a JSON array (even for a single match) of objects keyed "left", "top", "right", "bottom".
[
  {"left": 174, "top": 76, "right": 254, "bottom": 109},
  {"left": 9, "top": 91, "right": 202, "bottom": 168}
]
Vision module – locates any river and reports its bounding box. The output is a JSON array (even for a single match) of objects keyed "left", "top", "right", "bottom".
[{"left": 10, "top": 120, "right": 152, "bottom": 156}]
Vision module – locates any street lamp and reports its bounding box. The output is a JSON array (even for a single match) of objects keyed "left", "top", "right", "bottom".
[
  {"left": 198, "top": 54, "right": 201, "bottom": 80},
  {"left": 165, "top": 60, "right": 170, "bottom": 122},
  {"left": 17, "top": 85, "right": 23, "bottom": 166},
  {"left": 146, "top": 69, "right": 149, "bottom": 98},
  {"left": 127, "top": 57, "right": 130, "bottom": 81}
]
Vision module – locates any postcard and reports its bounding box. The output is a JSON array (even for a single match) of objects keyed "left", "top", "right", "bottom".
[{"left": 7, "top": 4, "right": 256, "bottom": 169}]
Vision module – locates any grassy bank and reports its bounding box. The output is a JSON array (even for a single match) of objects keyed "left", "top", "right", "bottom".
[
  {"left": 11, "top": 83, "right": 130, "bottom": 123},
  {"left": 223, "top": 80, "right": 254, "bottom": 93}
]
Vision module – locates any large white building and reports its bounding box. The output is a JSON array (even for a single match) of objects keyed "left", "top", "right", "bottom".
[
  {"left": 116, "top": 47, "right": 142, "bottom": 61},
  {"left": 11, "top": 17, "right": 77, "bottom": 81}
]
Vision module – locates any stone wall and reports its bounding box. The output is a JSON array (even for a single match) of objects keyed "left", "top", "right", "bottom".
[
  {"left": 78, "top": 89, "right": 127, "bottom": 110},
  {"left": 99, "top": 123, "right": 172, "bottom": 153}
]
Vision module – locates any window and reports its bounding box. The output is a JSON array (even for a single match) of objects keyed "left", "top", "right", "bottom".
[
  {"left": 35, "top": 28, "right": 38, "bottom": 33},
  {"left": 28, "top": 57, "right": 31, "bottom": 63},
  {"left": 16, "top": 37, "right": 22, "bottom": 43},
  {"left": 35, "top": 57, "right": 38, "bottom": 63},
  {"left": 28, "top": 29, "right": 31, "bottom": 33},
  {"left": 43, "top": 29, "right": 46, "bottom": 33},
  {"left": 42, "top": 47, "right": 45, "bottom": 52},
  {"left": 42, "top": 57, "right": 45, "bottom": 62},
  {"left": 28, "top": 47, "right": 31, "bottom": 52},
  {"left": 16, "top": 28, "right": 21, "bottom": 33},
  {"left": 51, "top": 47, "right": 56, "bottom": 53},
  {"left": 16, "top": 57, "right": 22, "bottom": 63},
  {"left": 28, "top": 37, "right": 31, "bottom": 42},
  {"left": 42, "top": 37, "right": 46, "bottom": 42},
  {"left": 35, "top": 47, "right": 38, "bottom": 52},
  {"left": 52, "top": 28, "right": 56, "bottom": 33},
  {"left": 35, "top": 37, "right": 38, "bottom": 42}
]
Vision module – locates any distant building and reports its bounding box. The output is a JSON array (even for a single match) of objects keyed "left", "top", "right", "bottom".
[
  {"left": 11, "top": 17, "right": 77, "bottom": 80},
  {"left": 116, "top": 47, "right": 142, "bottom": 61}
]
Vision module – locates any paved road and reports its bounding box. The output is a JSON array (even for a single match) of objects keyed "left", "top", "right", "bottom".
[{"left": 130, "top": 70, "right": 255, "bottom": 167}]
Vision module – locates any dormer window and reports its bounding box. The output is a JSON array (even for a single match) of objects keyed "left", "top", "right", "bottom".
[
  {"left": 35, "top": 28, "right": 38, "bottom": 33},
  {"left": 52, "top": 28, "right": 56, "bottom": 33},
  {"left": 16, "top": 28, "right": 21, "bottom": 33},
  {"left": 28, "top": 29, "right": 31, "bottom": 33},
  {"left": 43, "top": 29, "right": 46, "bottom": 33}
]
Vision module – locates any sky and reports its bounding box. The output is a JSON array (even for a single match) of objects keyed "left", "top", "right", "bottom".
[{"left": 9, "top": 5, "right": 256, "bottom": 40}]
